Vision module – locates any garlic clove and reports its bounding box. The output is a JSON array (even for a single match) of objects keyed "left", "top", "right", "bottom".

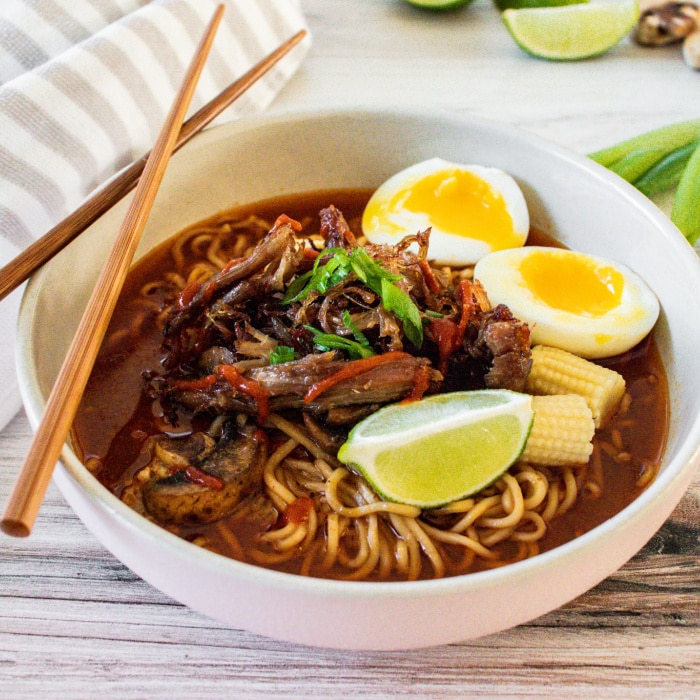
[{"left": 683, "top": 28, "right": 700, "bottom": 67}]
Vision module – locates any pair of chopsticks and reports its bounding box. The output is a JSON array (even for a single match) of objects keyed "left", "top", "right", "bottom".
[{"left": 1, "top": 6, "right": 306, "bottom": 537}]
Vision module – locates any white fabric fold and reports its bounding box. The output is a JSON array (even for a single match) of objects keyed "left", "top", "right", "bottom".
[{"left": 0, "top": 0, "right": 311, "bottom": 432}]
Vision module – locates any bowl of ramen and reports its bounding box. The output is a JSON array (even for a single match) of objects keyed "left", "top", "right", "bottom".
[{"left": 16, "top": 108, "right": 700, "bottom": 650}]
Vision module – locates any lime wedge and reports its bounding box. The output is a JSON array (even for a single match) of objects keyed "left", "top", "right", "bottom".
[
  {"left": 502, "top": 0, "right": 639, "bottom": 61},
  {"left": 337, "top": 390, "right": 534, "bottom": 509},
  {"left": 402, "top": 0, "right": 474, "bottom": 10},
  {"left": 494, "top": 0, "right": 588, "bottom": 10}
]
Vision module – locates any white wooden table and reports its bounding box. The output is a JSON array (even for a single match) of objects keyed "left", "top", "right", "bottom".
[{"left": 2, "top": 0, "right": 699, "bottom": 696}]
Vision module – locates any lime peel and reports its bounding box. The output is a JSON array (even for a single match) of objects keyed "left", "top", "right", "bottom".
[
  {"left": 502, "top": 0, "right": 640, "bottom": 61},
  {"left": 402, "top": 0, "right": 474, "bottom": 9},
  {"left": 493, "top": 0, "right": 589, "bottom": 11},
  {"left": 337, "top": 390, "right": 534, "bottom": 509}
]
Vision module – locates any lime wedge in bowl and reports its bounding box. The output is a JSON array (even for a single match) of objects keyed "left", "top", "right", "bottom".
[
  {"left": 502, "top": 0, "right": 639, "bottom": 60},
  {"left": 337, "top": 390, "right": 534, "bottom": 509}
]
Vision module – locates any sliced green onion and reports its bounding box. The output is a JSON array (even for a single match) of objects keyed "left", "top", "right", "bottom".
[
  {"left": 305, "top": 325, "right": 375, "bottom": 360},
  {"left": 282, "top": 269, "right": 313, "bottom": 303},
  {"left": 269, "top": 345, "right": 295, "bottom": 364},
  {"left": 350, "top": 248, "right": 403, "bottom": 288},
  {"left": 341, "top": 310, "right": 373, "bottom": 351},
  {"left": 284, "top": 247, "right": 424, "bottom": 348},
  {"left": 282, "top": 248, "right": 351, "bottom": 303},
  {"left": 349, "top": 249, "right": 423, "bottom": 348},
  {"left": 380, "top": 278, "right": 424, "bottom": 348}
]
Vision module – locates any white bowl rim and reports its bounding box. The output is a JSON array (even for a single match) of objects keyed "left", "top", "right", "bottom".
[{"left": 16, "top": 105, "right": 700, "bottom": 601}]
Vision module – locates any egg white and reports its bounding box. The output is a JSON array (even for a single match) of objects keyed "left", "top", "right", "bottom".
[
  {"left": 362, "top": 158, "right": 529, "bottom": 266},
  {"left": 473, "top": 247, "right": 660, "bottom": 359}
]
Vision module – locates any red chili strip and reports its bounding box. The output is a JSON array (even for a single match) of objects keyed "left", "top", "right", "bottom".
[
  {"left": 184, "top": 464, "right": 224, "bottom": 491},
  {"left": 177, "top": 276, "right": 219, "bottom": 311},
  {"left": 418, "top": 259, "right": 442, "bottom": 295},
  {"left": 281, "top": 496, "right": 315, "bottom": 525},
  {"left": 216, "top": 364, "right": 270, "bottom": 423},
  {"left": 221, "top": 256, "right": 245, "bottom": 274},
  {"left": 253, "top": 428, "right": 270, "bottom": 451},
  {"left": 454, "top": 279, "right": 476, "bottom": 349},
  {"left": 178, "top": 280, "right": 201, "bottom": 309},
  {"left": 429, "top": 279, "right": 477, "bottom": 375},
  {"left": 429, "top": 317, "right": 458, "bottom": 376},
  {"left": 172, "top": 373, "right": 218, "bottom": 391},
  {"left": 400, "top": 364, "right": 432, "bottom": 405},
  {"left": 189, "top": 327, "right": 209, "bottom": 358},
  {"left": 303, "top": 351, "right": 410, "bottom": 404},
  {"left": 200, "top": 279, "right": 217, "bottom": 306},
  {"left": 274, "top": 214, "right": 303, "bottom": 232}
]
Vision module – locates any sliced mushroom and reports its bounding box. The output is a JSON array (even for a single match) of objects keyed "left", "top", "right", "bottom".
[{"left": 141, "top": 426, "right": 267, "bottom": 525}]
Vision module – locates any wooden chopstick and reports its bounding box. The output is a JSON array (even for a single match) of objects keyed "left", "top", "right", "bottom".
[
  {"left": 0, "top": 28, "right": 307, "bottom": 303},
  {"left": 0, "top": 5, "right": 225, "bottom": 538}
]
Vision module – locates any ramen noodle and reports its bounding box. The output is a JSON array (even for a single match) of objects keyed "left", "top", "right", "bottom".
[{"left": 72, "top": 190, "right": 669, "bottom": 582}]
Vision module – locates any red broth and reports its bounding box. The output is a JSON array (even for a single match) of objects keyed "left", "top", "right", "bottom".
[{"left": 72, "top": 189, "right": 669, "bottom": 580}]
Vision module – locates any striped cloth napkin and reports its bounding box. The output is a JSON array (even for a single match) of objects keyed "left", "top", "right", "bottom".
[{"left": 0, "top": 0, "right": 311, "bottom": 432}]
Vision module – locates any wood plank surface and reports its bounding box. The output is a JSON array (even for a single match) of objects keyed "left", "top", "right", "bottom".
[{"left": 2, "top": 0, "right": 700, "bottom": 696}]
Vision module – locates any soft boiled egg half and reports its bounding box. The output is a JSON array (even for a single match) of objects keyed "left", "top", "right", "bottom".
[
  {"left": 474, "top": 247, "right": 660, "bottom": 359},
  {"left": 362, "top": 158, "right": 529, "bottom": 265}
]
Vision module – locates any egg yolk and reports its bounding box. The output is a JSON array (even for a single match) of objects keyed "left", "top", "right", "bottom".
[
  {"left": 373, "top": 169, "right": 522, "bottom": 251},
  {"left": 519, "top": 250, "right": 624, "bottom": 316}
]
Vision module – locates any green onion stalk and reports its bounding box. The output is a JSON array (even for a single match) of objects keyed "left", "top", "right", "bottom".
[{"left": 588, "top": 118, "right": 700, "bottom": 245}]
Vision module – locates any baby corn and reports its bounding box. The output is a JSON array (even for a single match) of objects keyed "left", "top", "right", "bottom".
[
  {"left": 525, "top": 345, "right": 626, "bottom": 428},
  {"left": 521, "top": 394, "right": 595, "bottom": 467}
]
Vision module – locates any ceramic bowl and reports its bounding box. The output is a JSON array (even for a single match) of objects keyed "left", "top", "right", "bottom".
[{"left": 16, "top": 109, "right": 700, "bottom": 650}]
